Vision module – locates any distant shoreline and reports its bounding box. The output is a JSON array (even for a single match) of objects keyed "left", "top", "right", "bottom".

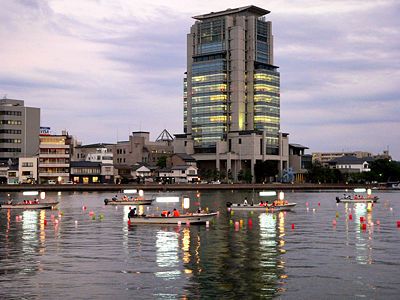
[{"left": 0, "top": 183, "right": 388, "bottom": 193}]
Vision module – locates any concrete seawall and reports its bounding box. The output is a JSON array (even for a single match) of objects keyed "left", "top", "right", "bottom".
[{"left": 0, "top": 183, "right": 381, "bottom": 193}]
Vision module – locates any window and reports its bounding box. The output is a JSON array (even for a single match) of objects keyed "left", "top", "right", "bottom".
[{"left": 238, "top": 138, "right": 242, "bottom": 145}]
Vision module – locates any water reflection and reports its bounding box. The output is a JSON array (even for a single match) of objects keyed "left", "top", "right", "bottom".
[
  {"left": 353, "top": 204, "right": 373, "bottom": 264},
  {"left": 155, "top": 230, "right": 180, "bottom": 279}
]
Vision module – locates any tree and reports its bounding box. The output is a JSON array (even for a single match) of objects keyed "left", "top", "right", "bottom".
[{"left": 156, "top": 156, "right": 167, "bottom": 168}]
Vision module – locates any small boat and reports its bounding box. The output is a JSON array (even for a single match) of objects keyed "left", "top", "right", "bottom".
[
  {"left": 0, "top": 202, "right": 59, "bottom": 210},
  {"left": 336, "top": 196, "right": 379, "bottom": 204},
  {"left": 226, "top": 202, "right": 296, "bottom": 212},
  {"left": 336, "top": 188, "right": 379, "bottom": 203},
  {"left": 104, "top": 198, "right": 154, "bottom": 206},
  {"left": 128, "top": 212, "right": 218, "bottom": 224}
]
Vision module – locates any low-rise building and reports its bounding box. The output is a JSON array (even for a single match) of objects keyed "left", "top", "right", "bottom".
[
  {"left": 158, "top": 165, "right": 199, "bottom": 183},
  {"left": 18, "top": 156, "right": 38, "bottom": 183},
  {"left": 70, "top": 161, "right": 102, "bottom": 184},
  {"left": 328, "top": 155, "right": 373, "bottom": 173},
  {"left": 113, "top": 130, "right": 174, "bottom": 182}
]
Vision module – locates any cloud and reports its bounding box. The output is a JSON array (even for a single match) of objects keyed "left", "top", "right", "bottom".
[{"left": 0, "top": 0, "right": 399, "bottom": 159}]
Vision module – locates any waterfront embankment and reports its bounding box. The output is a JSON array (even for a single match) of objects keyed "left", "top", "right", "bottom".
[{"left": 0, "top": 183, "right": 382, "bottom": 193}]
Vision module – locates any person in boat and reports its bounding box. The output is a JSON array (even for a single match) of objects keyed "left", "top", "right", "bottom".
[
  {"left": 161, "top": 210, "right": 170, "bottom": 217},
  {"left": 173, "top": 208, "right": 180, "bottom": 217},
  {"left": 128, "top": 207, "right": 137, "bottom": 219},
  {"left": 259, "top": 201, "right": 264, "bottom": 206},
  {"left": 243, "top": 197, "right": 248, "bottom": 205}
]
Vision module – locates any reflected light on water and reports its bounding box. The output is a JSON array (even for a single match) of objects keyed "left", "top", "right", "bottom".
[
  {"left": 353, "top": 204, "right": 373, "bottom": 264},
  {"left": 155, "top": 230, "right": 180, "bottom": 280}
]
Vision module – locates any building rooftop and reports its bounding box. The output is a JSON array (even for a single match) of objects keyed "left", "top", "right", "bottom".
[
  {"left": 76, "top": 143, "right": 114, "bottom": 149},
  {"left": 193, "top": 5, "right": 270, "bottom": 20},
  {"left": 290, "top": 143, "right": 309, "bottom": 150},
  {"left": 329, "top": 156, "right": 374, "bottom": 164},
  {"left": 174, "top": 153, "right": 196, "bottom": 162}
]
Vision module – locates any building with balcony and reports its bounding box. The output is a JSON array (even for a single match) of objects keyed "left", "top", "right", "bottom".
[
  {"left": 0, "top": 98, "right": 40, "bottom": 164},
  {"left": 38, "top": 134, "right": 71, "bottom": 184}
]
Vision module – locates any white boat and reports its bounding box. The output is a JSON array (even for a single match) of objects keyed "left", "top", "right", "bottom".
[
  {"left": 104, "top": 198, "right": 154, "bottom": 206},
  {"left": 128, "top": 212, "right": 218, "bottom": 224},
  {"left": 226, "top": 202, "right": 296, "bottom": 212},
  {"left": 0, "top": 202, "right": 59, "bottom": 210},
  {"left": 336, "top": 196, "right": 378, "bottom": 204},
  {"left": 336, "top": 188, "right": 379, "bottom": 203}
]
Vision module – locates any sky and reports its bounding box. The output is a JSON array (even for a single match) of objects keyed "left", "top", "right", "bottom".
[{"left": 1, "top": 0, "right": 399, "bottom": 159}]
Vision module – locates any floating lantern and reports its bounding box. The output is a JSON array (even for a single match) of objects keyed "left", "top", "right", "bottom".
[
  {"left": 40, "top": 191, "right": 46, "bottom": 200},
  {"left": 367, "top": 188, "right": 372, "bottom": 196},
  {"left": 318, "top": 202, "right": 321, "bottom": 206},
  {"left": 332, "top": 219, "right": 337, "bottom": 226},
  {"left": 75, "top": 220, "right": 78, "bottom": 225},
  {"left": 128, "top": 220, "right": 131, "bottom": 225},
  {"left": 390, "top": 207, "right": 393, "bottom": 211},
  {"left": 89, "top": 211, "right": 94, "bottom": 216},
  {"left": 336, "top": 212, "right": 339, "bottom": 218},
  {"left": 82, "top": 206, "right": 87, "bottom": 210},
  {"left": 54, "top": 219, "right": 59, "bottom": 224},
  {"left": 376, "top": 220, "right": 380, "bottom": 225},
  {"left": 229, "top": 220, "right": 233, "bottom": 226},
  {"left": 248, "top": 219, "right": 253, "bottom": 225},
  {"left": 234, "top": 221, "right": 239, "bottom": 231},
  {"left": 279, "top": 191, "right": 285, "bottom": 201},
  {"left": 397, "top": 221, "right": 400, "bottom": 228},
  {"left": 349, "top": 214, "right": 353, "bottom": 220},
  {"left": 306, "top": 202, "right": 309, "bottom": 207},
  {"left": 306, "top": 207, "right": 309, "bottom": 212},
  {"left": 43, "top": 219, "right": 47, "bottom": 225},
  {"left": 291, "top": 223, "right": 295, "bottom": 230},
  {"left": 361, "top": 223, "right": 367, "bottom": 230},
  {"left": 239, "top": 219, "right": 243, "bottom": 227},
  {"left": 138, "top": 190, "right": 144, "bottom": 197},
  {"left": 183, "top": 197, "right": 190, "bottom": 209},
  {"left": 312, "top": 208, "right": 316, "bottom": 213},
  {"left": 206, "top": 221, "right": 210, "bottom": 227},
  {"left": 186, "top": 221, "right": 190, "bottom": 226},
  {"left": 360, "top": 216, "right": 365, "bottom": 222}
]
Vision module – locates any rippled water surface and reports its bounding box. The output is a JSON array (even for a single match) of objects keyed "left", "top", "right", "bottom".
[{"left": 1, "top": 190, "right": 399, "bottom": 299}]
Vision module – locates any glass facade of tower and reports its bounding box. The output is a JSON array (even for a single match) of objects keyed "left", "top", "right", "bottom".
[
  {"left": 191, "top": 19, "right": 227, "bottom": 149},
  {"left": 186, "top": 7, "right": 281, "bottom": 154},
  {"left": 254, "top": 68, "right": 280, "bottom": 154}
]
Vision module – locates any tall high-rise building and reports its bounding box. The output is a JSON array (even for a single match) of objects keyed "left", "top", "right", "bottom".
[
  {"left": 176, "top": 6, "right": 288, "bottom": 182},
  {"left": 185, "top": 5, "right": 280, "bottom": 154},
  {"left": 0, "top": 98, "right": 40, "bottom": 163}
]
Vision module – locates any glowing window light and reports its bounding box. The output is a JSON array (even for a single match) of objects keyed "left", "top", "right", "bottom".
[
  {"left": 156, "top": 196, "right": 180, "bottom": 203},
  {"left": 123, "top": 189, "right": 137, "bottom": 194},
  {"left": 23, "top": 191, "right": 39, "bottom": 196},
  {"left": 354, "top": 188, "right": 366, "bottom": 193},
  {"left": 259, "top": 191, "right": 277, "bottom": 196}
]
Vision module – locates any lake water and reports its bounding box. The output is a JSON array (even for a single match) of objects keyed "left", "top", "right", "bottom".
[{"left": 1, "top": 190, "right": 399, "bottom": 299}]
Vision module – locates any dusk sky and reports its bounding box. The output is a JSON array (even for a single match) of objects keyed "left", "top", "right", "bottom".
[{"left": 1, "top": 0, "right": 399, "bottom": 159}]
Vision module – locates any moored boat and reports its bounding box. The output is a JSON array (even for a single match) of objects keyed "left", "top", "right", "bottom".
[
  {"left": 226, "top": 202, "right": 296, "bottom": 212},
  {"left": 104, "top": 198, "right": 154, "bottom": 206},
  {"left": 0, "top": 202, "right": 59, "bottom": 210},
  {"left": 128, "top": 212, "right": 218, "bottom": 224}
]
